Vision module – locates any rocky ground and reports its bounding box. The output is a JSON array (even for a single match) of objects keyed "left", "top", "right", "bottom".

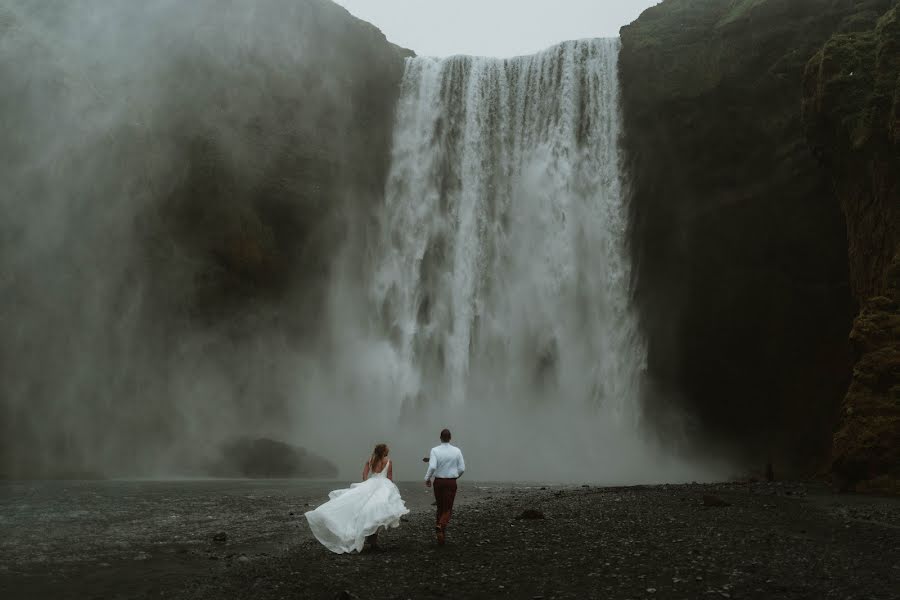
[
  {"left": 3, "top": 481, "right": 899, "bottom": 600},
  {"left": 177, "top": 481, "right": 900, "bottom": 600}
]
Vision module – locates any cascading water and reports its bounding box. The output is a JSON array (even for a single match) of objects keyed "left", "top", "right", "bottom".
[
  {"left": 330, "top": 38, "right": 709, "bottom": 482},
  {"left": 371, "top": 39, "right": 645, "bottom": 426}
]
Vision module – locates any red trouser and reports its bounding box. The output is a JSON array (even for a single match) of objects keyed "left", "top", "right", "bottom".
[{"left": 433, "top": 477, "right": 458, "bottom": 529}]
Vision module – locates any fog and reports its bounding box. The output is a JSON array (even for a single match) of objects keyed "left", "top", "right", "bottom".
[
  {"left": 0, "top": 0, "right": 727, "bottom": 484},
  {"left": 0, "top": 0, "right": 393, "bottom": 479}
]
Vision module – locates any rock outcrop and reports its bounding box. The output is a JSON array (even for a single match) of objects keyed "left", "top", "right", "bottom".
[
  {"left": 209, "top": 437, "right": 338, "bottom": 479},
  {"left": 619, "top": 0, "right": 895, "bottom": 474},
  {"left": 803, "top": 5, "right": 900, "bottom": 492}
]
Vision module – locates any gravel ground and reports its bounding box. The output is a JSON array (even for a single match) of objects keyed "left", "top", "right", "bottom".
[
  {"left": 3, "top": 481, "right": 898, "bottom": 599},
  {"left": 180, "top": 481, "right": 899, "bottom": 600}
]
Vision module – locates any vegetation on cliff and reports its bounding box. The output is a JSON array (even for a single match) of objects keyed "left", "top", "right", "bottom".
[{"left": 803, "top": 4, "right": 899, "bottom": 492}]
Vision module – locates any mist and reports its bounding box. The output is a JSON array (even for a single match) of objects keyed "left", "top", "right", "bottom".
[
  {"left": 0, "top": 0, "right": 400, "bottom": 479},
  {"left": 0, "top": 0, "right": 727, "bottom": 484}
]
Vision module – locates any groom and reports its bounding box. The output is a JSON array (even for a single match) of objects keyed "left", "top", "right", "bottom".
[{"left": 424, "top": 428, "right": 466, "bottom": 545}]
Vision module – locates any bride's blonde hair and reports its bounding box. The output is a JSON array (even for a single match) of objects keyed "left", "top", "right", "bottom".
[{"left": 370, "top": 443, "right": 389, "bottom": 470}]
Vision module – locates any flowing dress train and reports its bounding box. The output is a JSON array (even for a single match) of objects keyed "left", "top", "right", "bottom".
[{"left": 304, "top": 461, "right": 409, "bottom": 553}]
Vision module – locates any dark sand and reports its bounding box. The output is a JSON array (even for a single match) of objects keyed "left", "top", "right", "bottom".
[{"left": 2, "top": 480, "right": 898, "bottom": 599}]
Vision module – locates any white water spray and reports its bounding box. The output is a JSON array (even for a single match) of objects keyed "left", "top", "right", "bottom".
[{"left": 318, "top": 39, "right": 715, "bottom": 483}]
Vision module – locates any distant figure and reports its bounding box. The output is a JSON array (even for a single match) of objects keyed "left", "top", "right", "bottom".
[
  {"left": 304, "top": 443, "right": 408, "bottom": 553},
  {"left": 424, "top": 428, "right": 466, "bottom": 545}
]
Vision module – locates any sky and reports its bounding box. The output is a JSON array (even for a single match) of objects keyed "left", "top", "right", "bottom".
[{"left": 332, "top": 0, "right": 661, "bottom": 58}]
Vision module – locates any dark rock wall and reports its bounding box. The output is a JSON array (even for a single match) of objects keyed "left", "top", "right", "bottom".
[
  {"left": 803, "top": 4, "right": 899, "bottom": 492},
  {"left": 619, "top": 0, "right": 896, "bottom": 472}
]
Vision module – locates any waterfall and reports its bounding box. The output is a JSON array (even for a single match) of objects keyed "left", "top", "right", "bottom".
[
  {"left": 370, "top": 39, "right": 646, "bottom": 431},
  {"left": 1, "top": 0, "right": 723, "bottom": 482}
]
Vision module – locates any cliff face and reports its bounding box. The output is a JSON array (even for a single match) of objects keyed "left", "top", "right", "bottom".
[
  {"left": 619, "top": 0, "right": 895, "bottom": 473},
  {"left": 803, "top": 5, "right": 900, "bottom": 492},
  {"left": 0, "top": 0, "right": 411, "bottom": 478}
]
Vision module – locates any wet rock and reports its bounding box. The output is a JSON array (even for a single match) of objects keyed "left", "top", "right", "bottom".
[
  {"left": 213, "top": 532, "right": 228, "bottom": 543},
  {"left": 619, "top": 0, "right": 863, "bottom": 472},
  {"left": 334, "top": 591, "right": 360, "bottom": 600},
  {"left": 516, "top": 509, "right": 545, "bottom": 520}
]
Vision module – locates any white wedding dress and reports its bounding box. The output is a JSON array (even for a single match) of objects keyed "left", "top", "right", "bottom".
[{"left": 304, "top": 461, "right": 409, "bottom": 554}]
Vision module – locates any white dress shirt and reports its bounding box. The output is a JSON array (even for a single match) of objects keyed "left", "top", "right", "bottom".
[{"left": 424, "top": 442, "right": 466, "bottom": 481}]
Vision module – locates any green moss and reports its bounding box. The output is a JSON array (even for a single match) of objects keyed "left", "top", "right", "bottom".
[
  {"left": 838, "top": 10, "right": 886, "bottom": 33},
  {"left": 717, "top": 0, "right": 768, "bottom": 27},
  {"left": 806, "top": 6, "right": 899, "bottom": 148},
  {"left": 817, "top": 32, "right": 880, "bottom": 145},
  {"left": 802, "top": 5, "right": 900, "bottom": 493}
]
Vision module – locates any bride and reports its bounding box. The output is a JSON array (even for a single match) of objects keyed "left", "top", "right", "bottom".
[{"left": 304, "top": 443, "right": 409, "bottom": 553}]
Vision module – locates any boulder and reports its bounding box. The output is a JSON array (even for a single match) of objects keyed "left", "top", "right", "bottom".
[{"left": 208, "top": 437, "right": 337, "bottom": 479}]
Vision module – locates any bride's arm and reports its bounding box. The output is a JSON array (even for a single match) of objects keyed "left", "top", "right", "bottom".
[{"left": 362, "top": 461, "right": 370, "bottom": 481}]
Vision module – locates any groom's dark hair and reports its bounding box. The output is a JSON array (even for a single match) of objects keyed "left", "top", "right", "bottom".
[{"left": 440, "top": 429, "right": 451, "bottom": 442}]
